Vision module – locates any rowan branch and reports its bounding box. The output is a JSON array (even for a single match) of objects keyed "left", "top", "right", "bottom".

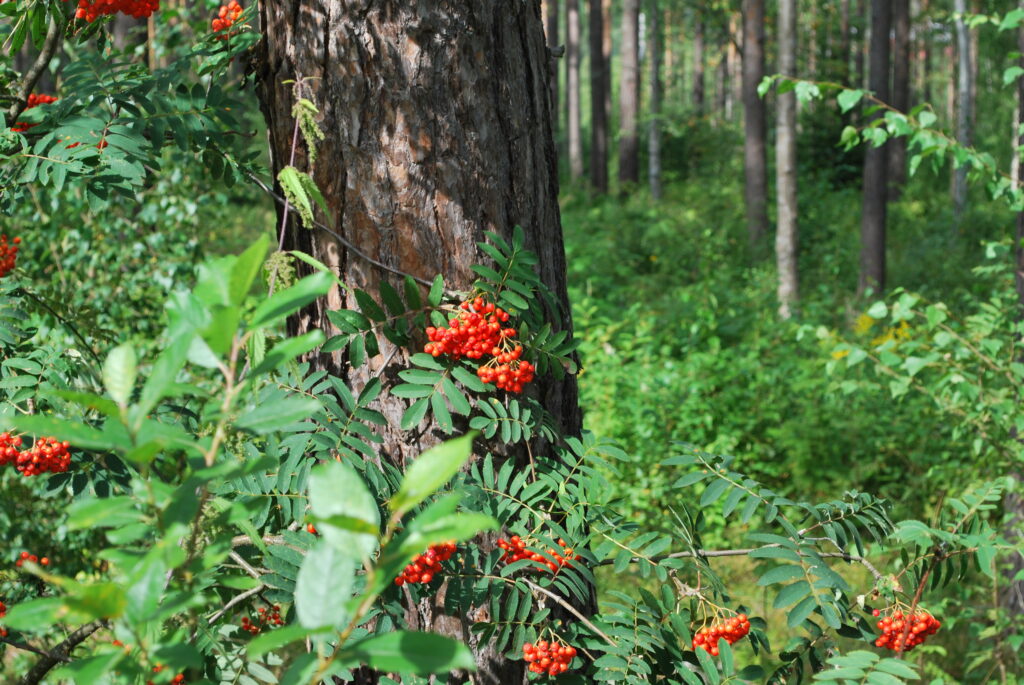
[
  {"left": 5, "top": 18, "right": 63, "bottom": 129},
  {"left": 520, "top": 579, "right": 617, "bottom": 648},
  {"left": 16, "top": 620, "right": 105, "bottom": 685},
  {"left": 595, "top": 546, "right": 885, "bottom": 582}
]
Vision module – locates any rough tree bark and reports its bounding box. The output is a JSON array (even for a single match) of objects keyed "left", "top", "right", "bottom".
[
  {"left": 254, "top": 2, "right": 583, "bottom": 682},
  {"left": 776, "top": 0, "right": 798, "bottom": 317},
  {"left": 889, "top": 0, "right": 911, "bottom": 198},
  {"left": 742, "top": 0, "right": 768, "bottom": 247},
  {"left": 590, "top": 0, "right": 609, "bottom": 192},
  {"left": 618, "top": 0, "right": 640, "bottom": 184},
  {"left": 693, "top": 14, "right": 705, "bottom": 113},
  {"left": 648, "top": 0, "right": 662, "bottom": 200},
  {"left": 859, "top": 0, "right": 890, "bottom": 294},
  {"left": 568, "top": 0, "right": 584, "bottom": 179},
  {"left": 953, "top": 0, "right": 972, "bottom": 219}
]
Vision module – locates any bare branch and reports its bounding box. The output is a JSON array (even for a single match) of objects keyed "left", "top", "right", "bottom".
[
  {"left": 5, "top": 18, "right": 63, "bottom": 129},
  {"left": 17, "top": 620, "right": 104, "bottom": 685}
]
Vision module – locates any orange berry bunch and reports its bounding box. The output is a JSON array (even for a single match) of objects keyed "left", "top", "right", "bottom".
[
  {"left": 424, "top": 295, "right": 535, "bottom": 393},
  {"left": 522, "top": 639, "right": 576, "bottom": 677},
  {"left": 497, "top": 536, "right": 578, "bottom": 574},
  {"left": 10, "top": 94, "right": 57, "bottom": 133},
  {"left": 394, "top": 542, "right": 457, "bottom": 586},
  {"left": 0, "top": 599, "right": 7, "bottom": 638},
  {"left": 692, "top": 614, "right": 750, "bottom": 655},
  {"left": 14, "top": 436, "right": 73, "bottom": 477},
  {"left": 240, "top": 604, "right": 283, "bottom": 635},
  {"left": 15, "top": 551, "right": 50, "bottom": 568},
  {"left": 74, "top": 0, "right": 159, "bottom": 22},
  {"left": 872, "top": 608, "right": 940, "bottom": 652},
  {"left": 212, "top": 0, "right": 243, "bottom": 36}
]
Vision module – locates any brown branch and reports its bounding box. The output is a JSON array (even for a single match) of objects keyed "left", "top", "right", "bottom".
[
  {"left": 5, "top": 18, "right": 63, "bottom": 129},
  {"left": 17, "top": 620, "right": 104, "bottom": 685},
  {"left": 596, "top": 546, "right": 885, "bottom": 582},
  {"left": 0, "top": 636, "right": 70, "bottom": 663},
  {"left": 520, "top": 579, "right": 617, "bottom": 648}
]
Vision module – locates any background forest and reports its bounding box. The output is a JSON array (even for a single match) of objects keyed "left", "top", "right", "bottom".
[{"left": 0, "top": 0, "right": 1023, "bottom": 683}]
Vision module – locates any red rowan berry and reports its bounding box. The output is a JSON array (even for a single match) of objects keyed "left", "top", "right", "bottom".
[
  {"left": 872, "top": 607, "right": 940, "bottom": 653},
  {"left": 522, "top": 638, "right": 576, "bottom": 676},
  {"left": 692, "top": 613, "right": 751, "bottom": 654},
  {"left": 394, "top": 542, "right": 456, "bottom": 587},
  {"left": 75, "top": 0, "right": 159, "bottom": 22},
  {"left": 212, "top": 0, "right": 243, "bottom": 37}
]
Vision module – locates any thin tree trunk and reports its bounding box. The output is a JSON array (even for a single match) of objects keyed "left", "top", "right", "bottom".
[
  {"left": 254, "top": 4, "right": 583, "bottom": 681},
  {"left": 808, "top": 0, "right": 818, "bottom": 77},
  {"left": 889, "top": 0, "right": 911, "bottom": 198},
  {"left": 693, "top": 15, "right": 705, "bottom": 114},
  {"left": 953, "top": 0, "right": 971, "bottom": 219},
  {"left": 1006, "top": 7, "right": 1024, "bottom": 644},
  {"left": 921, "top": 0, "right": 932, "bottom": 104},
  {"left": 547, "top": 0, "right": 559, "bottom": 141},
  {"left": 618, "top": 0, "right": 640, "bottom": 184},
  {"left": 839, "top": 0, "right": 851, "bottom": 82},
  {"left": 664, "top": 8, "right": 675, "bottom": 102},
  {"left": 777, "top": 0, "right": 798, "bottom": 317},
  {"left": 715, "top": 48, "right": 728, "bottom": 122},
  {"left": 603, "top": 0, "right": 612, "bottom": 136},
  {"left": 854, "top": 0, "right": 866, "bottom": 88},
  {"left": 742, "top": 0, "right": 768, "bottom": 247},
  {"left": 567, "top": 0, "right": 584, "bottom": 179},
  {"left": 648, "top": 0, "right": 662, "bottom": 200},
  {"left": 859, "top": 0, "right": 890, "bottom": 294},
  {"left": 727, "top": 13, "right": 740, "bottom": 121},
  {"left": 590, "top": 0, "right": 609, "bottom": 192},
  {"left": 945, "top": 44, "right": 955, "bottom": 125}
]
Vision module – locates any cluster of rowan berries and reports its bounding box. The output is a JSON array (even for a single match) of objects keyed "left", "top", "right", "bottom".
[
  {"left": 394, "top": 542, "right": 457, "bottom": 586},
  {"left": 15, "top": 551, "right": 50, "bottom": 568},
  {"left": 240, "top": 605, "right": 283, "bottom": 635},
  {"left": 691, "top": 614, "right": 750, "bottom": 655},
  {"left": 74, "top": 0, "right": 160, "bottom": 22},
  {"left": 424, "top": 296, "right": 535, "bottom": 393},
  {"left": 0, "top": 599, "right": 7, "bottom": 638},
  {"left": 522, "top": 639, "right": 577, "bottom": 677},
  {"left": 211, "top": 0, "right": 243, "bottom": 36},
  {"left": 871, "top": 608, "right": 940, "bottom": 652},
  {"left": 10, "top": 94, "right": 57, "bottom": 133},
  {"left": 497, "top": 536, "right": 578, "bottom": 574},
  {"left": 0, "top": 235, "right": 19, "bottom": 279},
  {"left": 0, "top": 434, "right": 73, "bottom": 477}
]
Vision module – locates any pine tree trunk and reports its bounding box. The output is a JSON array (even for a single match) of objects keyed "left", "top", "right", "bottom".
[
  {"left": 547, "top": 0, "right": 560, "bottom": 140},
  {"left": 254, "top": 4, "right": 583, "bottom": 681},
  {"left": 648, "top": 0, "right": 662, "bottom": 201},
  {"left": 602, "top": 0, "right": 612, "bottom": 135},
  {"left": 693, "top": 15, "right": 705, "bottom": 113},
  {"left": 618, "top": 0, "right": 640, "bottom": 184},
  {"left": 839, "top": 0, "right": 851, "bottom": 82},
  {"left": 921, "top": 0, "right": 932, "bottom": 104},
  {"left": 590, "top": 0, "right": 609, "bottom": 192},
  {"left": 854, "top": 0, "right": 866, "bottom": 88},
  {"left": 568, "top": 0, "right": 584, "bottom": 179},
  {"left": 776, "top": 0, "right": 798, "bottom": 317},
  {"left": 953, "top": 0, "right": 971, "bottom": 219},
  {"left": 715, "top": 47, "right": 728, "bottom": 122},
  {"left": 889, "top": 0, "right": 911, "bottom": 198},
  {"left": 859, "top": 0, "right": 890, "bottom": 294},
  {"left": 727, "top": 13, "right": 739, "bottom": 121},
  {"left": 742, "top": 0, "right": 768, "bottom": 247}
]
